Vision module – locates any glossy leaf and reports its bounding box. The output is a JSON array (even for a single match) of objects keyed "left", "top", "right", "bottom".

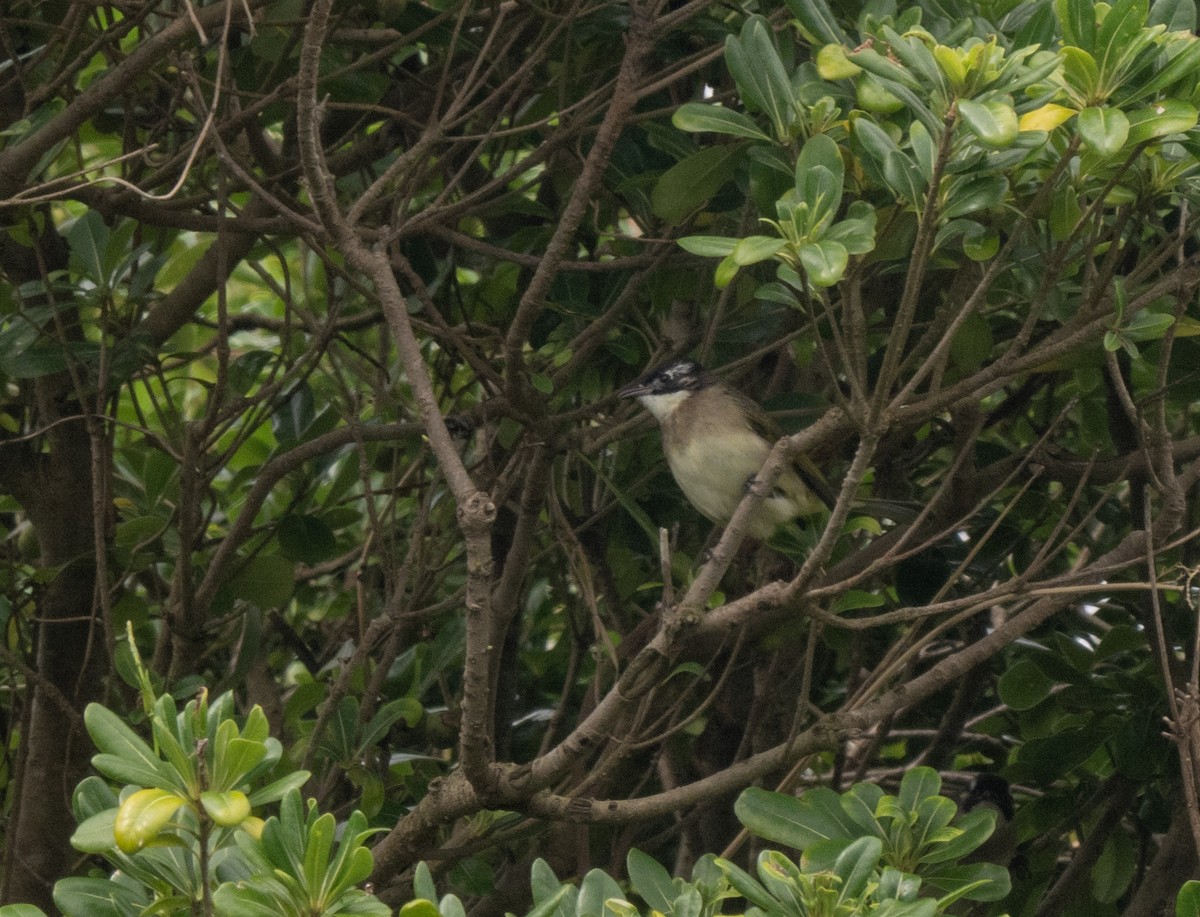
[
  {"left": 1077, "top": 106, "right": 1130, "bottom": 155},
  {"left": 835, "top": 836, "right": 883, "bottom": 900},
  {"left": 736, "top": 785, "right": 861, "bottom": 848},
  {"left": 724, "top": 17, "right": 796, "bottom": 140},
  {"left": 957, "top": 99, "right": 1019, "bottom": 147},
  {"left": 627, "top": 849, "right": 677, "bottom": 912},
  {"left": 1178, "top": 881, "right": 1200, "bottom": 917},
  {"left": 114, "top": 788, "right": 186, "bottom": 853},
  {"left": 1056, "top": 0, "right": 1099, "bottom": 51},
  {"left": 671, "top": 103, "right": 772, "bottom": 142},
  {"left": 1061, "top": 46, "right": 1101, "bottom": 100},
  {"left": 1125, "top": 33, "right": 1200, "bottom": 101},
  {"left": 1019, "top": 102, "right": 1078, "bottom": 131},
  {"left": 785, "top": 0, "right": 849, "bottom": 46},
  {"left": 1096, "top": 0, "right": 1151, "bottom": 81},
  {"left": 731, "top": 236, "right": 787, "bottom": 266},
  {"left": 200, "top": 790, "right": 251, "bottom": 826},
  {"left": 798, "top": 240, "right": 848, "bottom": 287},
  {"left": 1125, "top": 99, "right": 1199, "bottom": 144},
  {"left": 53, "top": 878, "right": 148, "bottom": 917},
  {"left": 84, "top": 704, "right": 178, "bottom": 792},
  {"left": 677, "top": 236, "right": 738, "bottom": 257},
  {"left": 815, "top": 44, "right": 861, "bottom": 80}
]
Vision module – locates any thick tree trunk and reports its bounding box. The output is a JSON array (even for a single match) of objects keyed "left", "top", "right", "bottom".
[{"left": 3, "top": 420, "right": 103, "bottom": 912}]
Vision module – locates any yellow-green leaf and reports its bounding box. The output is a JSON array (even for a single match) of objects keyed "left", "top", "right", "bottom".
[
  {"left": 114, "top": 788, "right": 185, "bottom": 853},
  {"left": 200, "top": 789, "right": 251, "bottom": 826},
  {"left": 816, "top": 44, "right": 861, "bottom": 80},
  {"left": 1019, "top": 103, "right": 1077, "bottom": 131}
]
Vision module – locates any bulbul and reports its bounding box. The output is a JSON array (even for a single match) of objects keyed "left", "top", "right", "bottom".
[
  {"left": 618, "top": 360, "right": 834, "bottom": 540},
  {"left": 959, "top": 773, "right": 1017, "bottom": 867}
]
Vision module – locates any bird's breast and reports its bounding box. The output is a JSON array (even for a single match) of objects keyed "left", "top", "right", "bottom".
[{"left": 664, "top": 426, "right": 772, "bottom": 527}]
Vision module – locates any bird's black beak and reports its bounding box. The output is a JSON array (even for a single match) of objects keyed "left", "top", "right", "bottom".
[{"left": 617, "top": 380, "right": 650, "bottom": 399}]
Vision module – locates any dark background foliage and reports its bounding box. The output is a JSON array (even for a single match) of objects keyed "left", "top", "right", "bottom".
[{"left": 1, "top": 0, "right": 1200, "bottom": 914}]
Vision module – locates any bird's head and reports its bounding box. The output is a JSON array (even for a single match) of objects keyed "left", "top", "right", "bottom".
[
  {"left": 618, "top": 360, "right": 714, "bottom": 420},
  {"left": 961, "top": 773, "right": 1014, "bottom": 821}
]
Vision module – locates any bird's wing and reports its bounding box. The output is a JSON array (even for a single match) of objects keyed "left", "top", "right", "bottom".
[{"left": 734, "top": 389, "right": 838, "bottom": 509}]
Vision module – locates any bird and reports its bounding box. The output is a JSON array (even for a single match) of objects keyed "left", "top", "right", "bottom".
[
  {"left": 959, "top": 773, "right": 1017, "bottom": 867},
  {"left": 617, "top": 359, "right": 835, "bottom": 540}
]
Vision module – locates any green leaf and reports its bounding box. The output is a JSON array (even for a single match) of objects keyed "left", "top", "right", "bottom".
[
  {"left": 795, "top": 133, "right": 844, "bottom": 225},
  {"left": 578, "top": 868, "right": 625, "bottom": 917},
  {"left": 798, "top": 240, "right": 848, "bottom": 287},
  {"left": 1077, "top": 106, "right": 1130, "bottom": 156},
  {"left": 66, "top": 210, "right": 110, "bottom": 286},
  {"left": 200, "top": 789, "right": 251, "bottom": 826},
  {"left": 672, "top": 103, "right": 772, "bottom": 142},
  {"left": 1092, "top": 830, "right": 1136, "bottom": 902},
  {"left": 835, "top": 836, "right": 882, "bottom": 900},
  {"left": 850, "top": 46, "right": 925, "bottom": 92},
  {"left": 1150, "top": 0, "right": 1197, "bottom": 29},
  {"left": 651, "top": 146, "right": 742, "bottom": 225},
  {"left": 856, "top": 73, "right": 906, "bottom": 114},
  {"left": 825, "top": 213, "right": 877, "bottom": 255},
  {"left": 0, "top": 907, "right": 51, "bottom": 917},
  {"left": 816, "top": 43, "right": 862, "bottom": 80},
  {"left": 303, "top": 812, "right": 337, "bottom": 893},
  {"left": 399, "top": 901, "right": 441, "bottom": 917},
  {"left": 1126, "top": 33, "right": 1200, "bottom": 102},
  {"left": 898, "top": 767, "right": 942, "bottom": 811},
  {"left": 359, "top": 697, "right": 424, "bottom": 751},
  {"left": 997, "top": 658, "right": 1054, "bottom": 710},
  {"left": 831, "top": 590, "right": 885, "bottom": 613},
  {"left": 1050, "top": 184, "right": 1083, "bottom": 240},
  {"left": 923, "top": 807, "right": 997, "bottom": 863},
  {"left": 413, "top": 863, "right": 438, "bottom": 902},
  {"left": 1125, "top": 99, "right": 1198, "bottom": 144},
  {"left": 909, "top": 121, "right": 937, "bottom": 182},
  {"left": 70, "top": 809, "right": 119, "bottom": 854},
  {"left": 785, "top": 0, "right": 849, "bottom": 45},
  {"left": 736, "top": 786, "right": 862, "bottom": 848},
  {"left": 714, "top": 252, "right": 740, "bottom": 288},
  {"left": 211, "top": 884, "right": 289, "bottom": 917},
  {"left": 530, "top": 859, "right": 566, "bottom": 903},
  {"left": 1056, "top": 0, "right": 1099, "bottom": 51},
  {"left": 924, "top": 862, "right": 1011, "bottom": 901},
  {"left": 84, "top": 704, "right": 178, "bottom": 792},
  {"left": 1178, "top": 880, "right": 1200, "bottom": 917},
  {"left": 226, "top": 350, "right": 273, "bottom": 398},
  {"left": 732, "top": 236, "right": 787, "bottom": 266},
  {"left": 961, "top": 222, "right": 1000, "bottom": 261},
  {"left": 677, "top": 235, "right": 738, "bottom": 258},
  {"left": 277, "top": 514, "right": 337, "bottom": 565},
  {"left": 942, "top": 176, "right": 1008, "bottom": 219},
  {"left": 53, "top": 877, "right": 148, "bottom": 917},
  {"left": 113, "top": 787, "right": 186, "bottom": 853},
  {"left": 854, "top": 119, "right": 925, "bottom": 204},
  {"left": 950, "top": 310, "right": 994, "bottom": 373},
  {"left": 1096, "top": 0, "right": 1151, "bottom": 82},
  {"left": 725, "top": 17, "right": 797, "bottom": 140},
  {"left": 957, "top": 99, "right": 1019, "bottom": 148},
  {"left": 1125, "top": 309, "right": 1175, "bottom": 340},
  {"left": 228, "top": 553, "right": 295, "bottom": 609},
  {"left": 246, "top": 769, "right": 312, "bottom": 807},
  {"left": 627, "top": 849, "right": 676, "bottom": 912},
  {"left": 1061, "top": 46, "right": 1101, "bottom": 100}
]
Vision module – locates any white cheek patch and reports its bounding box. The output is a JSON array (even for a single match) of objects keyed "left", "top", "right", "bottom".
[{"left": 637, "top": 390, "right": 690, "bottom": 421}]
